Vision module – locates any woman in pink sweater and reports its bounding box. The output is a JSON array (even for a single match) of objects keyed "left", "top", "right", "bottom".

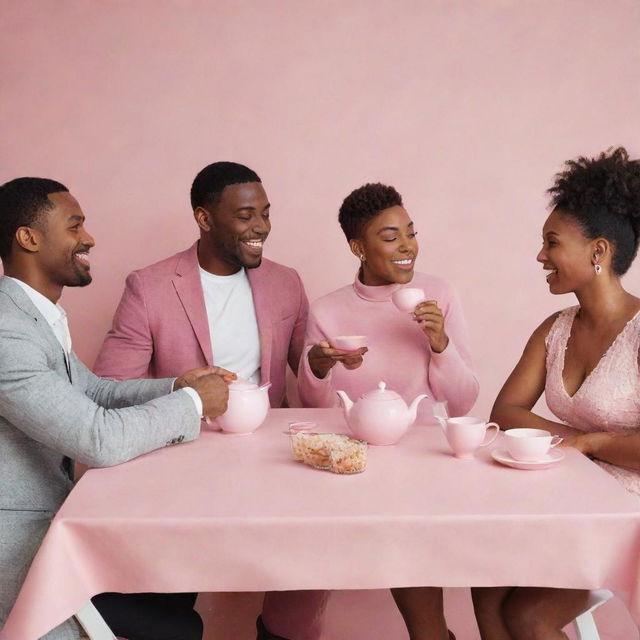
[{"left": 297, "top": 183, "right": 479, "bottom": 640}]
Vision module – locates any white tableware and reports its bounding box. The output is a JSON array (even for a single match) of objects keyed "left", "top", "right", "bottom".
[
  {"left": 391, "top": 287, "right": 426, "bottom": 313},
  {"left": 336, "top": 381, "right": 427, "bottom": 445},
  {"left": 504, "top": 428, "right": 563, "bottom": 462},
  {"left": 216, "top": 379, "right": 271, "bottom": 435},
  {"left": 491, "top": 448, "right": 565, "bottom": 470},
  {"left": 330, "top": 335, "right": 368, "bottom": 351},
  {"left": 436, "top": 416, "right": 500, "bottom": 458}
]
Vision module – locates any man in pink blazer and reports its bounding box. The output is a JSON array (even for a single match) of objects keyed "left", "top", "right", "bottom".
[{"left": 93, "top": 163, "right": 325, "bottom": 640}]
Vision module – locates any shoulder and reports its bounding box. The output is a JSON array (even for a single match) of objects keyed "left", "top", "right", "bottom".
[
  {"left": 529, "top": 307, "right": 574, "bottom": 348},
  {"left": 127, "top": 245, "right": 195, "bottom": 282},
  {"left": 254, "top": 258, "right": 304, "bottom": 289},
  {"left": 309, "top": 284, "right": 354, "bottom": 314}
]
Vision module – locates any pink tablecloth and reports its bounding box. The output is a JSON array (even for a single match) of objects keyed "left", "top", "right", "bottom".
[{"left": 4, "top": 408, "right": 640, "bottom": 640}]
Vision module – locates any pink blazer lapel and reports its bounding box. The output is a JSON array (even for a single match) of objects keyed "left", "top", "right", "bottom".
[
  {"left": 247, "top": 266, "right": 272, "bottom": 384},
  {"left": 172, "top": 243, "right": 213, "bottom": 365}
]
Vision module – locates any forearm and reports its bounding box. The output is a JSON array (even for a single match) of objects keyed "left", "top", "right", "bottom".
[
  {"left": 428, "top": 341, "right": 479, "bottom": 416},
  {"left": 581, "top": 432, "right": 640, "bottom": 471},
  {"left": 490, "top": 401, "right": 580, "bottom": 438},
  {"left": 297, "top": 347, "right": 339, "bottom": 408}
]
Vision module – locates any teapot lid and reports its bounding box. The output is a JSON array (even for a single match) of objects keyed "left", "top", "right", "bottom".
[
  {"left": 229, "top": 379, "right": 259, "bottom": 391},
  {"left": 361, "top": 381, "right": 402, "bottom": 401}
]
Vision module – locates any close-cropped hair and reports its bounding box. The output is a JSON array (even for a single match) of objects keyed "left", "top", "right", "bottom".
[
  {"left": 190, "top": 162, "right": 261, "bottom": 211},
  {"left": 338, "top": 183, "right": 403, "bottom": 241},
  {"left": 548, "top": 147, "right": 640, "bottom": 276},
  {"left": 0, "top": 177, "right": 68, "bottom": 261}
]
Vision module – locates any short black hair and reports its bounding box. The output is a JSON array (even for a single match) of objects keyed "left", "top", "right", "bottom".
[
  {"left": 548, "top": 147, "right": 640, "bottom": 276},
  {"left": 0, "top": 177, "right": 68, "bottom": 261},
  {"left": 190, "top": 162, "right": 261, "bottom": 210},
  {"left": 338, "top": 183, "right": 403, "bottom": 241}
]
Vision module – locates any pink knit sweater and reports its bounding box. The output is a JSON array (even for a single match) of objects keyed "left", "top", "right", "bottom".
[{"left": 297, "top": 272, "right": 479, "bottom": 420}]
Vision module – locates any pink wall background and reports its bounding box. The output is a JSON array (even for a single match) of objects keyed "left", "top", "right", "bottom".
[
  {"left": 2, "top": 0, "right": 640, "bottom": 419},
  {"left": 1, "top": 2, "right": 640, "bottom": 636}
]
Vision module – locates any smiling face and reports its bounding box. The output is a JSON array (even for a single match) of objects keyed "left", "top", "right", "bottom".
[
  {"left": 196, "top": 182, "right": 271, "bottom": 275},
  {"left": 537, "top": 208, "right": 597, "bottom": 294},
  {"left": 33, "top": 191, "right": 95, "bottom": 292},
  {"left": 351, "top": 205, "right": 419, "bottom": 286}
]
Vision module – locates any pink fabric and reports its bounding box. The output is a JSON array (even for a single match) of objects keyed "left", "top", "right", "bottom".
[
  {"left": 298, "top": 272, "right": 479, "bottom": 418},
  {"left": 4, "top": 408, "right": 640, "bottom": 640},
  {"left": 545, "top": 306, "right": 640, "bottom": 496},
  {"left": 93, "top": 242, "right": 317, "bottom": 638},
  {"left": 94, "top": 242, "right": 308, "bottom": 408}
]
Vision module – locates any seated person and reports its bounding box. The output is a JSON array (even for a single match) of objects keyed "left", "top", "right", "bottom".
[
  {"left": 298, "top": 182, "right": 480, "bottom": 640},
  {"left": 472, "top": 147, "right": 640, "bottom": 639},
  {"left": 0, "top": 177, "right": 230, "bottom": 638},
  {"left": 93, "top": 162, "right": 322, "bottom": 640}
]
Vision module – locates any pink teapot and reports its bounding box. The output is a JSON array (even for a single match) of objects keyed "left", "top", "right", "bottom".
[
  {"left": 336, "top": 382, "right": 428, "bottom": 445},
  {"left": 216, "top": 379, "right": 271, "bottom": 435}
]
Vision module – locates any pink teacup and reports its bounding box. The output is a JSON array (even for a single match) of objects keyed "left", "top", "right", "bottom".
[
  {"left": 391, "top": 287, "right": 426, "bottom": 313},
  {"left": 437, "top": 416, "right": 500, "bottom": 459},
  {"left": 330, "top": 335, "right": 368, "bottom": 351},
  {"left": 504, "top": 428, "right": 563, "bottom": 462}
]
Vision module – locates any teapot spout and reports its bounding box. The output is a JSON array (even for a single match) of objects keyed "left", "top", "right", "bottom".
[
  {"left": 336, "top": 390, "right": 354, "bottom": 417},
  {"left": 408, "top": 394, "right": 428, "bottom": 424}
]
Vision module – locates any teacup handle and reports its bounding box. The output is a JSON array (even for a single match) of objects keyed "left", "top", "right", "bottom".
[
  {"left": 550, "top": 435, "right": 563, "bottom": 448},
  {"left": 480, "top": 422, "right": 500, "bottom": 447}
]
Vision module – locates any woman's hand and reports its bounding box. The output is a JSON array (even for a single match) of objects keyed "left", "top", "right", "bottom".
[
  {"left": 307, "top": 341, "right": 368, "bottom": 379},
  {"left": 413, "top": 300, "right": 449, "bottom": 353},
  {"left": 560, "top": 431, "right": 611, "bottom": 457}
]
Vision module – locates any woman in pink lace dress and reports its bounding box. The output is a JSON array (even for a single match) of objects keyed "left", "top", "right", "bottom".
[{"left": 472, "top": 147, "right": 640, "bottom": 639}]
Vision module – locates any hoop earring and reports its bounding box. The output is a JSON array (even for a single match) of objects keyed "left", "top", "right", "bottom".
[{"left": 594, "top": 264, "right": 602, "bottom": 275}]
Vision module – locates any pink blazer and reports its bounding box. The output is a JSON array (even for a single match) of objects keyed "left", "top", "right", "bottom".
[{"left": 94, "top": 242, "right": 309, "bottom": 408}]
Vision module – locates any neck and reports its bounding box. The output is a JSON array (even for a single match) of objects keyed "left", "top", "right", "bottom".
[
  {"left": 4, "top": 264, "right": 62, "bottom": 303},
  {"left": 574, "top": 275, "right": 633, "bottom": 326},
  {"left": 197, "top": 239, "right": 241, "bottom": 276}
]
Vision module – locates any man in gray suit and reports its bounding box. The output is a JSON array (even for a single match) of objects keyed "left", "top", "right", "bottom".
[{"left": 0, "top": 177, "right": 231, "bottom": 639}]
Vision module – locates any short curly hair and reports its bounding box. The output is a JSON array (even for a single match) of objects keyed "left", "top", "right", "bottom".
[
  {"left": 548, "top": 147, "right": 640, "bottom": 275},
  {"left": 0, "top": 177, "right": 68, "bottom": 262},
  {"left": 338, "top": 183, "right": 403, "bottom": 241},
  {"left": 190, "top": 162, "right": 261, "bottom": 211}
]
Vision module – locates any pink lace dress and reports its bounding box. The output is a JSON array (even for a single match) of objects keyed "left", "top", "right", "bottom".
[{"left": 545, "top": 306, "right": 640, "bottom": 496}]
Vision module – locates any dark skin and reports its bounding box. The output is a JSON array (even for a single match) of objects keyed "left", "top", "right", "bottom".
[
  {"left": 472, "top": 208, "right": 640, "bottom": 639},
  {"left": 194, "top": 181, "right": 271, "bottom": 275},
  {"left": 3, "top": 191, "right": 232, "bottom": 420},
  {"left": 308, "top": 205, "right": 449, "bottom": 379},
  {"left": 308, "top": 204, "right": 454, "bottom": 639}
]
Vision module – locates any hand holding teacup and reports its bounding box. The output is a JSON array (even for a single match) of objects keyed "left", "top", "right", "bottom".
[
  {"left": 391, "top": 287, "right": 449, "bottom": 353},
  {"left": 308, "top": 339, "right": 368, "bottom": 380}
]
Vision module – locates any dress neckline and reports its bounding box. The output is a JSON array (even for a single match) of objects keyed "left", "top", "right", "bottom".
[{"left": 560, "top": 306, "right": 640, "bottom": 400}]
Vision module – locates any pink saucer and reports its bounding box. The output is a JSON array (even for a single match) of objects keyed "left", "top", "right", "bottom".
[{"left": 491, "top": 448, "right": 564, "bottom": 470}]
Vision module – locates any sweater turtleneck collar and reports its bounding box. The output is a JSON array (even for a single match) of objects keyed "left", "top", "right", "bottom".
[{"left": 352, "top": 271, "right": 403, "bottom": 302}]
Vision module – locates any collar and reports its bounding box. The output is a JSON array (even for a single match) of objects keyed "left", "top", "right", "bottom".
[
  {"left": 5, "top": 276, "right": 66, "bottom": 328},
  {"left": 352, "top": 271, "right": 403, "bottom": 302}
]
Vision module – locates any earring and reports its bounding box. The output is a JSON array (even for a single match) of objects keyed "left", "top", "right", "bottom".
[
  {"left": 594, "top": 264, "right": 602, "bottom": 275},
  {"left": 359, "top": 254, "right": 366, "bottom": 262}
]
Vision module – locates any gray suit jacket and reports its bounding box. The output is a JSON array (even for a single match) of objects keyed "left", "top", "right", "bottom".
[{"left": 0, "top": 276, "right": 201, "bottom": 636}]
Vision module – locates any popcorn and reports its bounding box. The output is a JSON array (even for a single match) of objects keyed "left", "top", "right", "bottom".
[{"left": 289, "top": 431, "right": 367, "bottom": 474}]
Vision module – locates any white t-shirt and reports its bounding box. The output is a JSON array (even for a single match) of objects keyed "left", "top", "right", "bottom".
[{"left": 199, "top": 267, "right": 261, "bottom": 383}]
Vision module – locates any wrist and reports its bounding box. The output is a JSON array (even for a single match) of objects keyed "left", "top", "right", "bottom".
[
  {"left": 430, "top": 335, "right": 449, "bottom": 354},
  {"left": 585, "top": 431, "right": 612, "bottom": 457}
]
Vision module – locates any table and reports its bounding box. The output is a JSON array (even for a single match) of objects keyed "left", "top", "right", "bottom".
[{"left": 3, "top": 408, "right": 640, "bottom": 640}]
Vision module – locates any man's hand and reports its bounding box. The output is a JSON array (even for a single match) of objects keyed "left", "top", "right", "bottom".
[
  {"left": 308, "top": 341, "right": 368, "bottom": 379},
  {"left": 189, "top": 373, "right": 231, "bottom": 419},
  {"left": 413, "top": 300, "right": 449, "bottom": 353},
  {"left": 174, "top": 365, "right": 237, "bottom": 390}
]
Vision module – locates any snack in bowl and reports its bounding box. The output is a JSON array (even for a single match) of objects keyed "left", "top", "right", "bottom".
[
  {"left": 329, "top": 438, "right": 367, "bottom": 474},
  {"left": 289, "top": 432, "right": 366, "bottom": 472}
]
